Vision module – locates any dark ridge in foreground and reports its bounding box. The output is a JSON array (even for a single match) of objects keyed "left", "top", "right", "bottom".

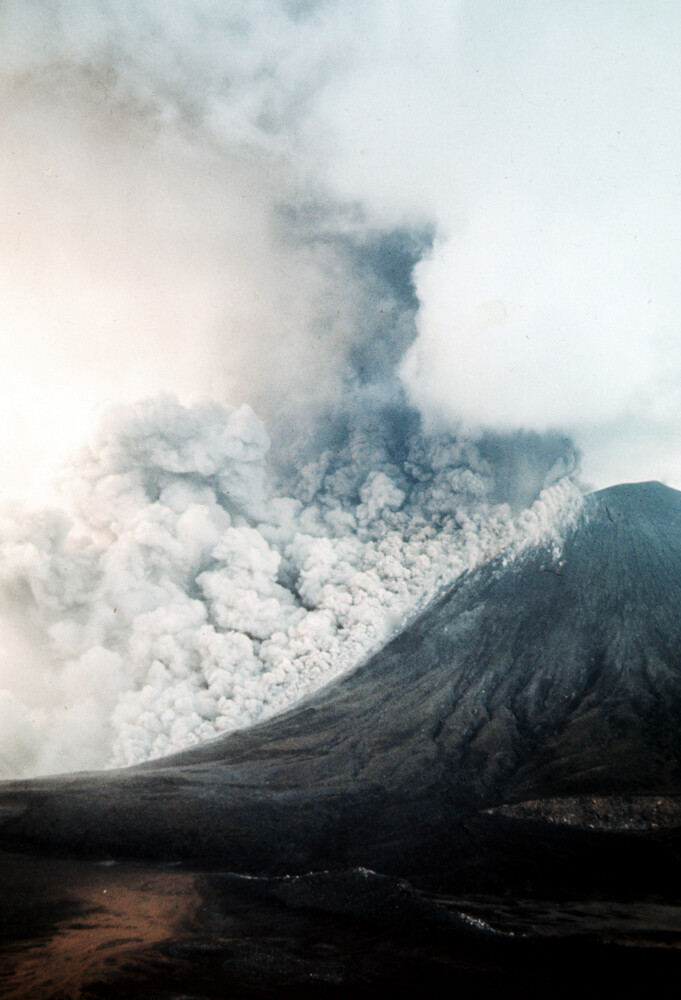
[{"left": 1, "top": 480, "right": 681, "bottom": 890}]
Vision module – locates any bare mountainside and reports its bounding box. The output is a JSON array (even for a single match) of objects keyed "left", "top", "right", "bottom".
[{"left": 1, "top": 480, "right": 681, "bottom": 888}]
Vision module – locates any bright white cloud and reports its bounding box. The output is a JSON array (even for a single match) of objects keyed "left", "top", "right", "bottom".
[{"left": 299, "top": 3, "right": 681, "bottom": 468}]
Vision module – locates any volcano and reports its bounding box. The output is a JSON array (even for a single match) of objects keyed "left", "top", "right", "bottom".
[
  {"left": 4, "top": 480, "right": 681, "bottom": 997},
  {"left": 1, "top": 479, "right": 681, "bottom": 881}
]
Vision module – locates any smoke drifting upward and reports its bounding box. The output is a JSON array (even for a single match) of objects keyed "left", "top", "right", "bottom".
[{"left": 0, "top": 2, "right": 678, "bottom": 773}]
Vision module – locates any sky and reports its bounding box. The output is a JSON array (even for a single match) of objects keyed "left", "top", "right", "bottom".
[{"left": 0, "top": 1, "right": 680, "bottom": 776}]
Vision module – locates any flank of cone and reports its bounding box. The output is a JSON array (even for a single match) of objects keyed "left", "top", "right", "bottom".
[{"left": 1, "top": 481, "right": 680, "bottom": 888}]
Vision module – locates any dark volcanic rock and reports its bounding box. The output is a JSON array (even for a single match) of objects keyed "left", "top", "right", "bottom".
[{"left": 1, "top": 480, "right": 681, "bottom": 885}]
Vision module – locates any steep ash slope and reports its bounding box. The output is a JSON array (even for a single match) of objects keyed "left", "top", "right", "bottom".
[{"left": 1, "top": 481, "right": 681, "bottom": 878}]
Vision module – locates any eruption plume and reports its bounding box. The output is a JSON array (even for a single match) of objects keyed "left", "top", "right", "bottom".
[{"left": 0, "top": 2, "right": 678, "bottom": 775}]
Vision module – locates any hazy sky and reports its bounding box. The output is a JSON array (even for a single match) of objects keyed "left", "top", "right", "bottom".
[{"left": 2, "top": 1, "right": 681, "bottom": 493}]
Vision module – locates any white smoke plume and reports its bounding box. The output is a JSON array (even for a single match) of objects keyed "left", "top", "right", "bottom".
[{"left": 0, "top": 2, "right": 676, "bottom": 775}]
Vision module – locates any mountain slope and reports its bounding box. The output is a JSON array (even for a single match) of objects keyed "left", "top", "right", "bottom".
[{"left": 1, "top": 480, "right": 680, "bottom": 880}]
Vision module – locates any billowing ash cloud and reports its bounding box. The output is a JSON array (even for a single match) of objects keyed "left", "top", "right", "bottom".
[
  {"left": 0, "top": 395, "right": 582, "bottom": 777},
  {"left": 0, "top": 2, "right": 674, "bottom": 774}
]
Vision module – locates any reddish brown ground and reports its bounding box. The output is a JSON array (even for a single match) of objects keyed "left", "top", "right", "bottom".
[{"left": 0, "top": 859, "right": 199, "bottom": 999}]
